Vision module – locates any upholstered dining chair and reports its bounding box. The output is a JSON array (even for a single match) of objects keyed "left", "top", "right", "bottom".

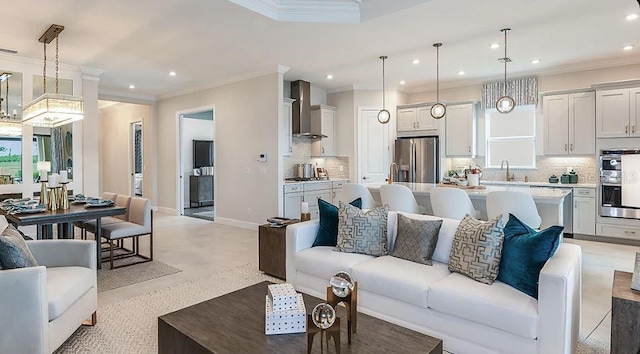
[
  {"left": 100, "top": 197, "right": 152, "bottom": 269},
  {"left": 486, "top": 191, "right": 542, "bottom": 229},
  {"left": 380, "top": 184, "right": 426, "bottom": 214},
  {"left": 81, "top": 194, "right": 131, "bottom": 240},
  {"left": 76, "top": 192, "right": 121, "bottom": 240},
  {"left": 341, "top": 183, "right": 378, "bottom": 209},
  {"left": 430, "top": 188, "right": 481, "bottom": 220}
]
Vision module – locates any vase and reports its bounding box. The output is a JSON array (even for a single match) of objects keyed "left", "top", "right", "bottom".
[{"left": 632, "top": 252, "right": 640, "bottom": 291}]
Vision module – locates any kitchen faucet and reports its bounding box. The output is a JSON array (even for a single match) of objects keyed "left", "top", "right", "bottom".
[
  {"left": 388, "top": 163, "right": 399, "bottom": 184},
  {"left": 501, "top": 160, "right": 515, "bottom": 181}
]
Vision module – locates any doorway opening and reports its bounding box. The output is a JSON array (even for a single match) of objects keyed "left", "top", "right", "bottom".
[
  {"left": 131, "top": 122, "right": 143, "bottom": 196},
  {"left": 178, "top": 107, "right": 215, "bottom": 221}
]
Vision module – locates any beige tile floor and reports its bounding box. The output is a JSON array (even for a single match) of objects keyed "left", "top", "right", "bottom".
[{"left": 32, "top": 213, "right": 638, "bottom": 343}]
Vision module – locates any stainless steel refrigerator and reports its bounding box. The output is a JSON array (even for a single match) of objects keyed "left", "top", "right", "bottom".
[{"left": 394, "top": 137, "right": 439, "bottom": 183}]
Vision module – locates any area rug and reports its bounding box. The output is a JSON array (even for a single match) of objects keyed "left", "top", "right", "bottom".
[
  {"left": 193, "top": 210, "right": 215, "bottom": 219},
  {"left": 98, "top": 260, "right": 182, "bottom": 293},
  {"left": 58, "top": 263, "right": 610, "bottom": 353}
]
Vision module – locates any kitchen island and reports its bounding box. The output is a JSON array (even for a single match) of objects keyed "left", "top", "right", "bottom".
[{"left": 367, "top": 182, "right": 571, "bottom": 229}]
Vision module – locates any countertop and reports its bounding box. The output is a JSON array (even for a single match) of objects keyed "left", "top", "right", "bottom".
[
  {"left": 283, "top": 178, "right": 348, "bottom": 184},
  {"left": 481, "top": 180, "right": 597, "bottom": 189},
  {"left": 366, "top": 182, "right": 571, "bottom": 204}
]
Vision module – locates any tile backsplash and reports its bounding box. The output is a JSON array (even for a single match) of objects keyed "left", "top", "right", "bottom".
[
  {"left": 448, "top": 156, "right": 598, "bottom": 184},
  {"left": 283, "top": 137, "right": 349, "bottom": 179}
]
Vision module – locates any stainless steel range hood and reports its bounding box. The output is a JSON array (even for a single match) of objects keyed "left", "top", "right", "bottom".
[{"left": 291, "top": 80, "right": 327, "bottom": 139}]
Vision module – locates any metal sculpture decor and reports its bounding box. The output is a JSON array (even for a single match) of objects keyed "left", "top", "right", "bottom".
[
  {"left": 307, "top": 303, "right": 340, "bottom": 354},
  {"left": 326, "top": 271, "right": 357, "bottom": 344}
]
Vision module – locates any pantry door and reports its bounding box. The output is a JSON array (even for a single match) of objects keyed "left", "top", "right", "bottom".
[{"left": 358, "top": 108, "right": 390, "bottom": 184}]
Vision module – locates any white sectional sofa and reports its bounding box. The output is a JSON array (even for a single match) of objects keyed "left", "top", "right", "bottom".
[{"left": 286, "top": 211, "right": 582, "bottom": 354}]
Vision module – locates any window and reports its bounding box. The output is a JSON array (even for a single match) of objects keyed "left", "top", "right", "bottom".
[
  {"left": 0, "top": 137, "right": 22, "bottom": 184},
  {"left": 485, "top": 105, "right": 536, "bottom": 168}
]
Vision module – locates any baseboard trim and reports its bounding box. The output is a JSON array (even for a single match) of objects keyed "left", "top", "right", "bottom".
[
  {"left": 158, "top": 207, "right": 179, "bottom": 215},
  {"left": 215, "top": 217, "right": 259, "bottom": 231}
]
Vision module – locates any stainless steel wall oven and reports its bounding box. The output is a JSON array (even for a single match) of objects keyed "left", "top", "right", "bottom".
[{"left": 599, "top": 149, "right": 640, "bottom": 219}]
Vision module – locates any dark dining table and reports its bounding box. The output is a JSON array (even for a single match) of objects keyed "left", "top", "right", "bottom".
[{"left": 1, "top": 204, "right": 127, "bottom": 269}]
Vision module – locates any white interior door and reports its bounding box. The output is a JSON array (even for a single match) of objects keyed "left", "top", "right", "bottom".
[{"left": 359, "top": 109, "right": 390, "bottom": 184}]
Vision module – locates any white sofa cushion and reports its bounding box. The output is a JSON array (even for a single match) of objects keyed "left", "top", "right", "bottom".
[
  {"left": 352, "top": 256, "right": 450, "bottom": 308},
  {"left": 428, "top": 272, "right": 538, "bottom": 339},
  {"left": 296, "top": 246, "right": 374, "bottom": 281},
  {"left": 388, "top": 212, "right": 459, "bottom": 264},
  {"left": 46, "top": 266, "right": 94, "bottom": 321}
]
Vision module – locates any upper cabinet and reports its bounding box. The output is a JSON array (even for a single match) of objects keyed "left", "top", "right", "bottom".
[
  {"left": 281, "top": 98, "right": 294, "bottom": 157},
  {"left": 445, "top": 103, "right": 477, "bottom": 157},
  {"left": 311, "top": 104, "right": 337, "bottom": 157},
  {"left": 543, "top": 91, "right": 595, "bottom": 155},
  {"left": 396, "top": 105, "right": 438, "bottom": 133},
  {"left": 595, "top": 88, "right": 640, "bottom": 138}
]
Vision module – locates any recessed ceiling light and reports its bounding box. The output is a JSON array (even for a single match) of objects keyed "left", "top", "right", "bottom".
[
  {"left": 400, "top": 80, "right": 406, "bottom": 85},
  {"left": 490, "top": 43, "right": 500, "bottom": 49},
  {"left": 623, "top": 45, "right": 635, "bottom": 51},
  {"left": 129, "top": 84, "right": 135, "bottom": 89},
  {"left": 169, "top": 71, "right": 177, "bottom": 76},
  {"left": 412, "top": 59, "right": 420, "bottom": 65},
  {"left": 626, "top": 13, "right": 639, "bottom": 21},
  {"left": 457, "top": 71, "right": 465, "bottom": 76},
  {"left": 326, "top": 74, "right": 333, "bottom": 80},
  {"left": 531, "top": 59, "right": 541, "bottom": 64}
]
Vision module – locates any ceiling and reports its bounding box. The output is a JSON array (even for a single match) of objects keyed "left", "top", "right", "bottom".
[{"left": 2, "top": 0, "right": 639, "bottom": 99}]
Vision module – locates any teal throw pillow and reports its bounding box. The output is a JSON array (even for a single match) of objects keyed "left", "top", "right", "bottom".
[
  {"left": 313, "top": 198, "right": 362, "bottom": 247},
  {"left": 497, "top": 213, "right": 563, "bottom": 299}
]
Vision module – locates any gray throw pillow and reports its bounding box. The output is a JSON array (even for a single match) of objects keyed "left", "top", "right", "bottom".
[
  {"left": 391, "top": 214, "right": 442, "bottom": 265},
  {"left": 448, "top": 214, "right": 504, "bottom": 285},
  {"left": 335, "top": 203, "right": 389, "bottom": 256},
  {"left": 0, "top": 225, "right": 39, "bottom": 269}
]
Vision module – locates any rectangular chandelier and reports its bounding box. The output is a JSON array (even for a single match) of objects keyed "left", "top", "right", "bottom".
[
  {"left": 22, "top": 93, "right": 84, "bottom": 128},
  {"left": 0, "top": 119, "right": 22, "bottom": 137}
]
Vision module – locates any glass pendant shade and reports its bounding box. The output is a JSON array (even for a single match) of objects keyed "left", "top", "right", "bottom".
[
  {"left": 23, "top": 93, "right": 84, "bottom": 128},
  {"left": 377, "top": 109, "right": 390, "bottom": 124},
  {"left": 430, "top": 103, "right": 446, "bottom": 119},
  {"left": 430, "top": 43, "right": 446, "bottom": 119},
  {"left": 496, "top": 95, "right": 515, "bottom": 113}
]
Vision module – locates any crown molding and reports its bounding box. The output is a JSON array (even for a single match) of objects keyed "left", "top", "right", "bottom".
[
  {"left": 0, "top": 52, "right": 82, "bottom": 73},
  {"left": 156, "top": 65, "right": 287, "bottom": 101},
  {"left": 228, "top": 0, "right": 360, "bottom": 23},
  {"left": 80, "top": 66, "right": 104, "bottom": 79},
  {"left": 98, "top": 89, "right": 157, "bottom": 103}
]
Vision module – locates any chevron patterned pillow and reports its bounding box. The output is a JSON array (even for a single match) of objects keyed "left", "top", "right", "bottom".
[
  {"left": 448, "top": 215, "right": 505, "bottom": 285},
  {"left": 335, "top": 203, "right": 389, "bottom": 257}
]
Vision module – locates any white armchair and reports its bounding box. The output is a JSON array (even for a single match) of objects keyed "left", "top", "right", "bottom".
[{"left": 0, "top": 240, "right": 97, "bottom": 354}]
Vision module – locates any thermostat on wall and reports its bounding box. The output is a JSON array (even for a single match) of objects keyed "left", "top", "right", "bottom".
[{"left": 258, "top": 153, "right": 268, "bottom": 162}]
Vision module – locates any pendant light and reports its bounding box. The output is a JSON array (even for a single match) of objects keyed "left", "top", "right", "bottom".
[
  {"left": 23, "top": 24, "right": 84, "bottom": 128},
  {"left": 430, "top": 43, "right": 446, "bottom": 119},
  {"left": 377, "top": 56, "right": 391, "bottom": 124},
  {"left": 496, "top": 28, "right": 515, "bottom": 114}
]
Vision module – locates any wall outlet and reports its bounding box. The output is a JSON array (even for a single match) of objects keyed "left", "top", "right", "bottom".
[{"left": 339, "top": 165, "right": 344, "bottom": 172}]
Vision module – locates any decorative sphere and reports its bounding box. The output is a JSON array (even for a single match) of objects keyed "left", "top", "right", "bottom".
[
  {"left": 312, "top": 303, "right": 336, "bottom": 329},
  {"left": 430, "top": 103, "right": 446, "bottom": 119},
  {"left": 377, "top": 109, "right": 391, "bottom": 124},
  {"left": 496, "top": 96, "right": 516, "bottom": 113},
  {"left": 330, "top": 271, "right": 354, "bottom": 298}
]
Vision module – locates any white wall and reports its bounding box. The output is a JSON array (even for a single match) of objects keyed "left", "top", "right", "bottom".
[
  {"left": 99, "top": 102, "right": 154, "bottom": 198},
  {"left": 156, "top": 72, "right": 281, "bottom": 228},
  {"left": 181, "top": 117, "right": 214, "bottom": 207}
]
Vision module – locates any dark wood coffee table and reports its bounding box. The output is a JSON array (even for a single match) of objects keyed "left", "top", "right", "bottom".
[{"left": 158, "top": 281, "right": 442, "bottom": 354}]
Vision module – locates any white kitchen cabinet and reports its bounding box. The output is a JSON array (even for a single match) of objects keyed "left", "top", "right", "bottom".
[
  {"left": 573, "top": 188, "right": 595, "bottom": 235},
  {"left": 281, "top": 98, "right": 295, "bottom": 156},
  {"left": 543, "top": 92, "right": 595, "bottom": 155},
  {"left": 331, "top": 180, "right": 346, "bottom": 205},
  {"left": 596, "top": 89, "right": 632, "bottom": 138},
  {"left": 283, "top": 191, "right": 303, "bottom": 219},
  {"left": 311, "top": 105, "right": 337, "bottom": 157},
  {"left": 396, "top": 106, "right": 438, "bottom": 133},
  {"left": 445, "top": 103, "right": 476, "bottom": 157},
  {"left": 397, "top": 108, "right": 417, "bottom": 132}
]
